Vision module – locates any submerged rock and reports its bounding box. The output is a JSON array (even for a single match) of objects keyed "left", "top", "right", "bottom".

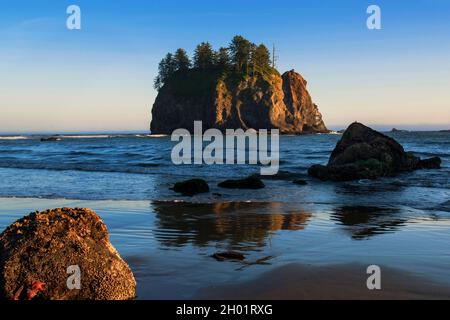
[
  {"left": 417, "top": 157, "right": 441, "bottom": 169},
  {"left": 212, "top": 251, "right": 246, "bottom": 261},
  {"left": 308, "top": 122, "right": 441, "bottom": 181},
  {"left": 293, "top": 179, "right": 308, "bottom": 185},
  {"left": 0, "top": 208, "right": 136, "bottom": 300},
  {"left": 218, "top": 175, "right": 265, "bottom": 189},
  {"left": 40, "top": 136, "right": 61, "bottom": 142},
  {"left": 170, "top": 179, "right": 210, "bottom": 196}
]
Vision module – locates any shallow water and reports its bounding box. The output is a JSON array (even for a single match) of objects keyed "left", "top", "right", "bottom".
[{"left": 0, "top": 132, "right": 449, "bottom": 299}]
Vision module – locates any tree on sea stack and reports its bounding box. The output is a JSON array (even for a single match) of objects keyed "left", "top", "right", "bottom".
[
  {"left": 154, "top": 52, "right": 177, "bottom": 90},
  {"left": 216, "top": 47, "right": 231, "bottom": 70},
  {"left": 229, "top": 35, "right": 253, "bottom": 74},
  {"left": 251, "top": 44, "right": 271, "bottom": 76},
  {"left": 174, "top": 48, "right": 191, "bottom": 71},
  {"left": 193, "top": 42, "right": 215, "bottom": 69}
]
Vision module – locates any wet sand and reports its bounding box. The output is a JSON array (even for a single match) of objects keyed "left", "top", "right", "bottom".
[
  {"left": 196, "top": 263, "right": 450, "bottom": 300},
  {"left": 2, "top": 198, "right": 450, "bottom": 299}
]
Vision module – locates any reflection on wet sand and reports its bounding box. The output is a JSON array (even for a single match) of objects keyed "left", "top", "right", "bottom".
[
  {"left": 196, "top": 263, "right": 450, "bottom": 300},
  {"left": 152, "top": 201, "right": 312, "bottom": 248},
  {"left": 152, "top": 201, "right": 413, "bottom": 249},
  {"left": 330, "top": 206, "right": 407, "bottom": 240}
]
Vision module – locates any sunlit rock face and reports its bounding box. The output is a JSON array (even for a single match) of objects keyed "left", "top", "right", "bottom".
[{"left": 150, "top": 70, "right": 328, "bottom": 134}]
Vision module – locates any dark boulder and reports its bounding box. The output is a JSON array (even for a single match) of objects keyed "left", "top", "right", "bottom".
[
  {"left": 218, "top": 175, "right": 265, "bottom": 189},
  {"left": 170, "top": 179, "right": 210, "bottom": 196},
  {"left": 0, "top": 208, "right": 136, "bottom": 300},
  {"left": 308, "top": 122, "right": 441, "bottom": 181}
]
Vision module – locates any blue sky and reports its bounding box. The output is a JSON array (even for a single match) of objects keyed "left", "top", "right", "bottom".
[{"left": 1, "top": 0, "right": 449, "bottom": 133}]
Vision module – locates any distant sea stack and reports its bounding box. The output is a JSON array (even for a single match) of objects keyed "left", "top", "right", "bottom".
[
  {"left": 391, "top": 128, "right": 408, "bottom": 133},
  {"left": 150, "top": 36, "right": 328, "bottom": 134}
]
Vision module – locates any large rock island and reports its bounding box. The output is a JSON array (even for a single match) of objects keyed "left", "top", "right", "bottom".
[{"left": 150, "top": 36, "right": 328, "bottom": 134}]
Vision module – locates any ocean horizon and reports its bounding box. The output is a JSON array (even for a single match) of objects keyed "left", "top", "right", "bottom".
[{"left": 1, "top": 124, "right": 449, "bottom": 136}]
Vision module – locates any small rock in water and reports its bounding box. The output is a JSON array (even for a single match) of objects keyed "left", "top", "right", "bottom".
[
  {"left": 218, "top": 175, "right": 265, "bottom": 189},
  {"left": 293, "top": 179, "right": 308, "bottom": 185},
  {"left": 212, "top": 251, "right": 246, "bottom": 261},
  {"left": 170, "top": 179, "right": 210, "bottom": 196}
]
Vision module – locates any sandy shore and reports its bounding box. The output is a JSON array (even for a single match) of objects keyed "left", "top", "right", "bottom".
[{"left": 196, "top": 263, "right": 450, "bottom": 300}]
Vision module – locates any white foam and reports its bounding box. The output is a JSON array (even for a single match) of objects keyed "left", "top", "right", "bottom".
[
  {"left": 0, "top": 136, "right": 29, "bottom": 140},
  {"left": 141, "top": 134, "right": 168, "bottom": 138},
  {"left": 62, "top": 135, "right": 112, "bottom": 139}
]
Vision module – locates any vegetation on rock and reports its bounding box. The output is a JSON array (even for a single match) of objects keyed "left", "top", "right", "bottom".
[{"left": 154, "top": 35, "right": 275, "bottom": 91}]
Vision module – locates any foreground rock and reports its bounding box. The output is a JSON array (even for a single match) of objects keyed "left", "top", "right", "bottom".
[
  {"left": 151, "top": 70, "right": 328, "bottom": 134},
  {"left": 170, "top": 179, "right": 210, "bottom": 196},
  {"left": 218, "top": 175, "right": 265, "bottom": 189},
  {"left": 308, "top": 122, "right": 441, "bottom": 181},
  {"left": 0, "top": 208, "right": 136, "bottom": 300}
]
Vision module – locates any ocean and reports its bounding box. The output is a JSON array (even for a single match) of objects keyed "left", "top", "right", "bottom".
[{"left": 0, "top": 132, "right": 449, "bottom": 299}]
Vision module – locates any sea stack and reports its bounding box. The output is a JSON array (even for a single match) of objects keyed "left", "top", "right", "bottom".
[
  {"left": 0, "top": 208, "right": 136, "bottom": 300},
  {"left": 308, "top": 122, "right": 441, "bottom": 181},
  {"left": 151, "top": 69, "right": 328, "bottom": 134}
]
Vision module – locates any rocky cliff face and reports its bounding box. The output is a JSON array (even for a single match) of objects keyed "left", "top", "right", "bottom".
[{"left": 150, "top": 70, "right": 328, "bottom": 134}]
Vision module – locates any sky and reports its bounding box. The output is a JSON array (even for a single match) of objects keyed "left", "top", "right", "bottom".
[{"left": 0, "top": 0, "right": 449, "bottom": 133}]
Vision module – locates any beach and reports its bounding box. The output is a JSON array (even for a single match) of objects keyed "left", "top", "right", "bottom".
[{"left": 197, "top": 263, "right": 450, "bottom": 300}]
